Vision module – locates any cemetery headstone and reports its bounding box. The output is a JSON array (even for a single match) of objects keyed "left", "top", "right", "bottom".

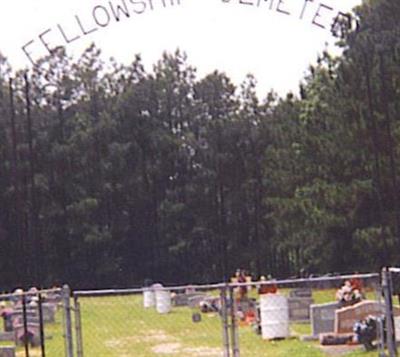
[
  {"left": 289, "top": 288, "right": 312, "bottom": 298},
  {"left": 0, "top": 332, "right": 14, "bottom": 342},
  {"left": 310, "top": 302, "right": 339, "bottom": 337},
  {"left": 392, "top": 273, "right": 400, "bottom": 295},
  {"left": 41, "top": 303, "right": 57, "bottom": 323},
  {"left": 200, "top": 297, "right": 221, "bottom": 313},
  {"left": 143, "top": 288, "right": 155, "bottom": 308},
  {"left": 188, "top": 295, "right": 209, "bottom": 309},
  {"left": 45, "top": 291, "right": 62, "bottom": 305},
  {"left": 0, "top": 346, "right": 15, "bottom": 357},
  {"left": 288, "top": 297, "right": 314, "bottom": 322},
  {"left": 173, "top": 292, "right": 206, "bottom": 307},
  {"left": 11, "top": 308, "right": 37, "bottom": 320},
  {"left": 14, "top": 323, "right": 40, "bottom": 347},
  {"left": 319, "top": 332, "right": 354, "bottom": 345},
  {"left": 155, "top": 290, "right": 171, "bottom": 314},
  {"left": 1, "top": 309, "right": 14, "bottom": 332},
  {"left": 11, "top": 311, "right": 39, "bottom": 329},
  {"left": 335, "top": 300, "right": 400, "bottom": 334},
  {"left": 237, "top": 297, "right": 255, "bottom": 315}
]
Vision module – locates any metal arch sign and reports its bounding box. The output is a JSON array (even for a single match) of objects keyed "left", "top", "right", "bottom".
[
  {"left": 222, "top": 0, "right": 356, "bottom": 30},
  {"left": 22, "top": 0, "right": 357, "bottom": 66}
]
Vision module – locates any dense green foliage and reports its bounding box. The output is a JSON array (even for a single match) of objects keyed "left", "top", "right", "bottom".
[{"left": 0, "top": 0, "right": 400, "bottom": 289}]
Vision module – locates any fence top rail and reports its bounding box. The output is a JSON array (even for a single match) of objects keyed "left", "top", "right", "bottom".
[
  {"left": 0, "top": 287, "right": 62, "bottom": 300},
  {"left": 74, "top": 282, "right": 226, "bottom": 297},
  {"left": 74, "top": 288, "right": 144, "bottom": 297},
  {"left": 229, "top": 272, "right": 380, "bottom": 289},
  {"left": 73, "top": 272, "right": 380, "bottom": 297}
]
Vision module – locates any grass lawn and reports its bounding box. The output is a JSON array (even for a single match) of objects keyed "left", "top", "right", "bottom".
[{"left": 75, "top": 289, "right": 380, "bottom": 357}]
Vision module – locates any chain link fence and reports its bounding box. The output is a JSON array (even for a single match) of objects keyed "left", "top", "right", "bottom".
[
  {"left": 71, "top": 272, "right": 399, "bottom": 357},
  {"left": 2, "top": 272, "right": 399, "bottom": 356},
  {"left": 73, "top": 284, "right": 227, "bottom": 357},
  {"left": 2, "top": 273, "right": 394, "bottom": 356},
  {"left": 0, "top": 286, "right": 68, "bottom": 357}
]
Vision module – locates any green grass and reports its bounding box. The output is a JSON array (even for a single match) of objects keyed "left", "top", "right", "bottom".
[
  {"left": 43, "top": 309, "right": 67, "bottom": 356},
  {"left": 75, "top": 290, "right": 380, "bottom": 356},
  {"left": 79, "top": 294, "right": 222, "bottom": 356},
  {"left": 80, "top": 293, "right": 326, "bottom": 356}
]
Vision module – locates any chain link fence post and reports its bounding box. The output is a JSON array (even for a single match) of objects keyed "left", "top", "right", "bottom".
[
  {"left": 62, "top": 284, "right": 74, "bottom": 357},
  {"left": 22, "top": 293, "right": 30, "bottom": 357},
  {"left": 375, "top": 278, "right": 387, "bottom": 357},
  {"left": 73, "top": 295, "right": 84, "bottom": 357},
  {"left": 220, "top": 285, "right": 231, "bottom": 357},
  {"left": 38, "top": 292, "right": 46, "bottom": 357},
  {"left": 388, "top": 269, "right": 399, "bottom": 347},
  {"left": 382, "top": 268, "right": 397, "bottom": 357},
  {"left": 228, "top": 285, "right": 240, "bottom": 357}
]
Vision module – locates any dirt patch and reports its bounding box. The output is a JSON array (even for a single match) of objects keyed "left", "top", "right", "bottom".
[
  {"left": 182, "top": 346, "right": 222, "bottom": 356},
  {"left": 105, "top": 335, "right": 139, "bottom": 348},
  {"left": 152, "top": 342, "right": 182, "bottom": 354},
  {"left": 106, "top": 329, "right": 221, "bottom": 356},
  {"left": 151, "top": 344, "right": 222, "bottom": 356},
  {"left": 142, "top": 329, "right": 179, "bottom": 343},
  {"left": 16, "top": 351, "right": 42, "bottom": 357},
  {"left": 105, "top": 329, "right": 178, "bottom": 348}
]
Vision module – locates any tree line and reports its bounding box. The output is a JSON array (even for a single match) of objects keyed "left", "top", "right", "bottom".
[{"left": 0, "top": 0, "right": 399, "bottom": 289}]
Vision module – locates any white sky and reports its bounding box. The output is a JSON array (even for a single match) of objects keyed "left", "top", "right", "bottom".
[{"left": 0, "top": 0, "right": 362, "bottom": 97}]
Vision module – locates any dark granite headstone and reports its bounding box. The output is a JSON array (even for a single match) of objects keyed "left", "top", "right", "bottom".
[
  {"left": 288, "top": 297, "right": 313, "bottom": 322},
  {"left": 310, "top": 302, "right": 339, "bottom": 337},
  {"left": 392, "top": 273, "right": 400, "bottom": 295},
  {"left": 289, "top": 288, "right": 312, "bottom": 299},
  {"left": 319, "top": 333, "right": 354, "bottom": 345}
]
